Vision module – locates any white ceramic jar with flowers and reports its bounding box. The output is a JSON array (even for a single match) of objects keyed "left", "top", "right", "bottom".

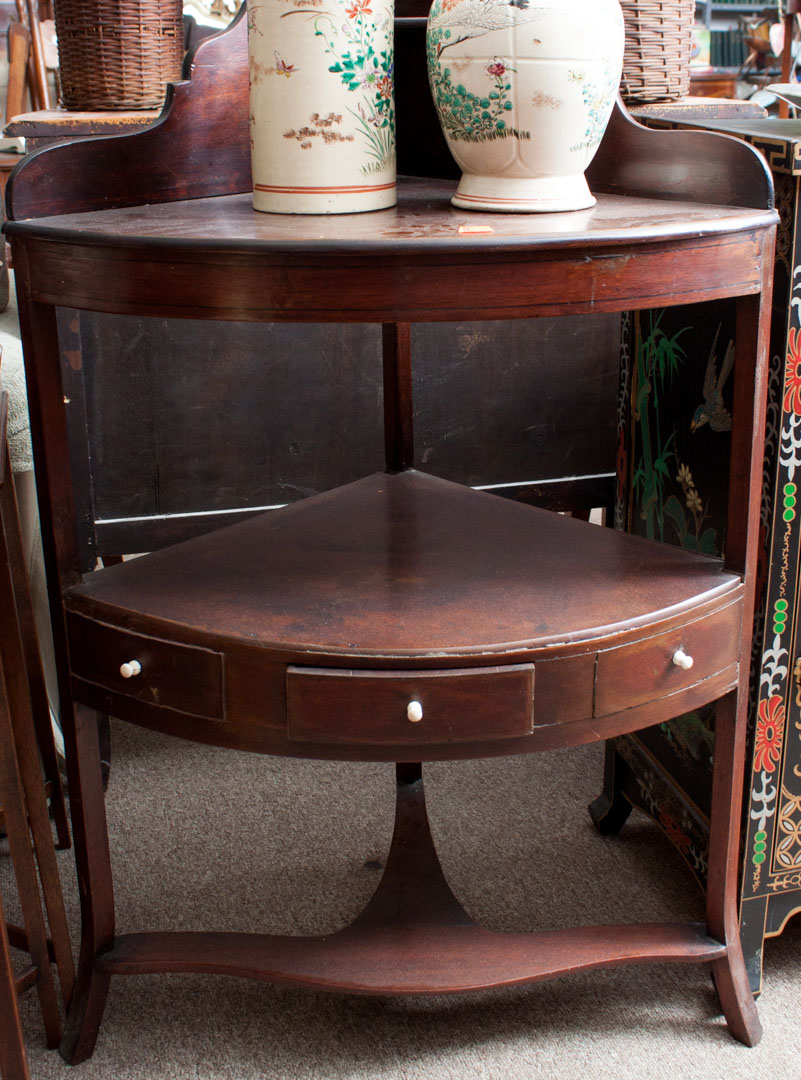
[
  {"left": 248, "top": 0, "right": 396, "bottom": 214},
  {"left": 426, "top": 0, "right": 624, "bottom": 212}
]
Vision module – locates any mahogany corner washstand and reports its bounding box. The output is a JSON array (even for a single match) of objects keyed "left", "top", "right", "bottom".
[{"left": 3, "top": 11, "right": 779, "bottom": 1062}]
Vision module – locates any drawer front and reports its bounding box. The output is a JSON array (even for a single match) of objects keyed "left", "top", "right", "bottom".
[
  {"left": 68, "top": 613, "right": 224, "bottom": 719},
  {"left": 287, "top": 664, "right": 534, "bottom": 746},
  {"left": 594, "top": 600, "right": 742, "bottom": 717}
]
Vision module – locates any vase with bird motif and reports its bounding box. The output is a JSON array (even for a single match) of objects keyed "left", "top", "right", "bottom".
[
  {"left": 247, "top": 0, "right": 396, "bottom": 213},
  {"left": 426, "top": 0, "right": 624, "bottom": 212}
]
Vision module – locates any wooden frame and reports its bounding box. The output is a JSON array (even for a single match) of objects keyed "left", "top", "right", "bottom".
[{"left": 4, "top": 7, "right": 778, "bottom": 1063}]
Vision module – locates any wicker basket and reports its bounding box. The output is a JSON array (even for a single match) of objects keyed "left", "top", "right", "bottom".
[
  {"left": 619, "top": 0, "right": 695, "bottom": 105},
  {"left": 53, "top": 0, "right": 184, "bottom": 110}
]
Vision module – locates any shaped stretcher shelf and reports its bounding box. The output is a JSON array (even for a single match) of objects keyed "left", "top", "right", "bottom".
[{"left": 95, "top": 761, "right": 727, "bottom": 996}]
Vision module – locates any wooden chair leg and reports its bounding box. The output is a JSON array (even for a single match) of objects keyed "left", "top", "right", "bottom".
[
  {"left": 5, "top": 21, "right": 31, "bottom": 126},
  {"left": 23, "top": 0, "right": 49, "bottom": 111},
  {"left": 0, "top": 652, "right": 61, "bottom": 1048},
  {"left": 0, "top": 399, "right": 74, "bottom": 1053},
  {"left": 707, "top": 690, "right": 762, "bottom": 1046},
  {"left": 59, "top": 704, "right": 114, "bottom": 1066},
  {"left": 5, "top": 670, "right": 75, "bottom": 1011},
  {"left": 0, "top": 445, "right": 74, "bottom": 1009},
  {"left": 0, "top": 882, "right": 31, "bottom": 1080},
  {"left": 3, "top": 465, "right": 70, "bottom": 849}
]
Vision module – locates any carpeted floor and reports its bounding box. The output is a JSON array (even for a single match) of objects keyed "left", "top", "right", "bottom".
[{"left": 2, "top": 719, "right": 799, "bottom": 1079}]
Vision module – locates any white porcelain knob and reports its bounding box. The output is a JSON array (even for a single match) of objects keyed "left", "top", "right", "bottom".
[
  {"left": 406, "top": 700, "right": 423, "bottom": 723},
  {"left": 672, "top": 649, "right": 694, "bottom": 671},
  {"left": 119, "top": 660, "right": 142, "bottom": 679}
]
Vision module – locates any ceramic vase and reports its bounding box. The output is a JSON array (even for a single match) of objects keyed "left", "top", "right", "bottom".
[
  {"left": 426, "top": 0, "right": 624, "bottom": 212},
  {"left": 248, "top": 0, "right": 396, "bottom": 214}
]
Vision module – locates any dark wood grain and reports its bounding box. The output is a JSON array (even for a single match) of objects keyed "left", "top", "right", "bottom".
[
  {"left": 67, "top": 615, "right": 224, "bottom": 720},
  {"left": 8, "top": 181, "right": 777, "bottom": 249},
  {"left": 708, "top": 692, "right": 763, "bottom": 1046},
  {"left": 287, "top": 663, "right": 535, "bottom": 745},
  {"left": 5, "top": 199, "right": 774, "bottom": 328},
  {"left": 57, "top": 705, "right": 113, "bottom": 1067},
  {"left": 64, "top": 472, "right": 742, "bottom": 659},
  {"left": 97, "top": 922, "right": 729, "bottom": 989},
  {"left": 587, "top": 97, "right": 774, "bottom": 210},
  {"left": 594, "top": 599, "right": 742, "bottom": 716},
  {"left": 68, "top": 661, "right": 740, "bottom": 763}
]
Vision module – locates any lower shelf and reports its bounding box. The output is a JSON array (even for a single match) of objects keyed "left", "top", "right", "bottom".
[
  {"left": 98, "top": 924, "right": 727, "bottom": 993},
  {"left": 64, "top": 469, "right": 744, "bottom": 758},
  {"left": 97, "top": 765, "right": 727, "bottom": 994}
]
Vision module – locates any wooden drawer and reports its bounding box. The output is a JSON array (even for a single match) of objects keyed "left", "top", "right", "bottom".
[
  {"left": 286, "top": 664, "right": 534, "bottom": 746},
  {"left": 67, "top": 614, "right": 224, "bottom": 720},
  {"left": 594, "top": 600, "right": 742, "bottom": 717}
]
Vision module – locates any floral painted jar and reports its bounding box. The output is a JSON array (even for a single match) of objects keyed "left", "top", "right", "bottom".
[
  {"left": 426, "top": 0, "right": 624, "bottom": 212},
  {"left": 248, "top": 0, "right": 396, "bottom": 214}
]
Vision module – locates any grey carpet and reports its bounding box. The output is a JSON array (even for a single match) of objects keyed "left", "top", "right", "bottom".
[{"left": 3, "top": 719, "right": 800, "bottom": 1079}]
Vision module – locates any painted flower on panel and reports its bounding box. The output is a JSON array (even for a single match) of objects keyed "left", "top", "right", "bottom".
[
  {"left": 685, "top": 490, "right": 703, "bottom": 514},
  {"left": 658, "top": 809, "right": 691, "bottom": 855},
  {"left": 754, "top": 694, "right": 786, "bottom": 773},
  {"left": 783, "top": 326, "right": 801, "bottom": 415}
]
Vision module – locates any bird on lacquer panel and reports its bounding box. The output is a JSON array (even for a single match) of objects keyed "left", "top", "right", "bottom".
[
  {"left": 428, "top": 0, "right": 554, "bottom": 55},
  {"left": 691, "top": 328, "right": 733, "bottom": 433}
]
